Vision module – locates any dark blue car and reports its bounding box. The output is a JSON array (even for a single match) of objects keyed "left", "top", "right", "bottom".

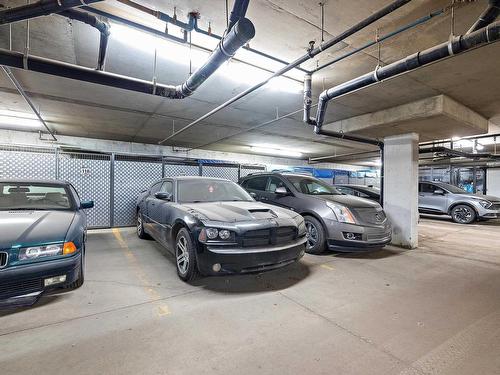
[{"left": 0, "top": 180, "right": 93, "bottom": 306}]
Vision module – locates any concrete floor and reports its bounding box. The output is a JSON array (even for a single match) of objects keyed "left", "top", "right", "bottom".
[{"left": 1, "top": 218, "right": 499, "bottom": 375}]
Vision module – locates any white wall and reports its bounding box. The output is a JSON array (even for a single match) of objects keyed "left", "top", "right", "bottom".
[
  {"left": 486, "top": 168, "right": 500, "bottom": 197},
  {"left": 0, "top": 129, "right": 361, "bottom": 172}
]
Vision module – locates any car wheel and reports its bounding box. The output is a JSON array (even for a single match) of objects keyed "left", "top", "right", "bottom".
[
  {"left": 304, "top": 216, "right": 326, "bottom": 254},
  {"left": 451, "top": 204, "right": 477, "bottom": 224},
  {"left": 136, "top": 210, "right": 150, "bottom": 239},
  {"left": 175, "top": 228, "right": 198, "bottom": 282}
]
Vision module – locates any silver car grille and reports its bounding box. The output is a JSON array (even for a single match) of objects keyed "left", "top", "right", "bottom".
[
  {"left": 352, "top": 208, "right": 386, "bottom": 225},
  {"left": 0, "top": 252, "right": 8, "bottom": 268}
]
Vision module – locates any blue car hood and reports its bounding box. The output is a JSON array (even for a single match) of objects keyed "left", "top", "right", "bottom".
[{"left": 0, "top": 210, "right": 75, "bottom": 248}]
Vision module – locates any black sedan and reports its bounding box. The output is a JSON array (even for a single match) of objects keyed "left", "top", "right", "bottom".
[
  {"left": 136, "top": 176, "right": 307, "bottom": 282},
  {"left": 334, "top": 184, "right": 381, "bottom": 202},
  {"left": 0, "top": 180, "right": 93, "bottom": 306}
]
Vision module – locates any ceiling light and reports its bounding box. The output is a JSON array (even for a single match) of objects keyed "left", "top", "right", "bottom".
[
  {"left": 250, "top": 145, "right": 303, "bottom": 158},
  {"left": 476, "top": 143, "right": 485, "bottom": 151},
  {"left": 110, "top": 22, "right": 302, "bottom": 91}
]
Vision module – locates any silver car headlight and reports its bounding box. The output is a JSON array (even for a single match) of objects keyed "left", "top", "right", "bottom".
[
  {"left": 18, "top": 242, "right": 78, "bottom": 261},
  {"left": 326, "top": 202, "right": 357, "bottom": 224},
  {"left": 198, "top": 228, "right": 234, "bottom": 243},
  {"left": 477, "top": 200, "right": 492, "bottom": 209}
]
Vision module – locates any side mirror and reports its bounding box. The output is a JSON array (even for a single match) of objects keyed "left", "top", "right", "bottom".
[
  {"left": 155, "top": 192, "right": 172, "bottom": 201},
  {"left": 433, "top": 189, "right": 445, "bottom": 195},
  {"left": 80, "top": 200, "right": 94, "bottom": 209},
  {"left": 275, "top": 186, "right": 288, "bottom": 195},
  {"left": 249, "top": 192, "right": 257, "bottom": 199}
]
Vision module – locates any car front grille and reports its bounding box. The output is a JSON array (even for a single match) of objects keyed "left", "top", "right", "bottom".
[
  {"left": 352, "top": 208, "right": 386, "bottom": 225},
  {"left": 241, "top": 226, "right": 297, "bottom": 247},
  {"left": 0, "top": 278, "right": 43, "bottom": 300},
  {"left": 490, "top": 203, "right": 500, "bottom": 210},
  {"left": 0, "top": 252, "right": 7, "bottom": 268}
]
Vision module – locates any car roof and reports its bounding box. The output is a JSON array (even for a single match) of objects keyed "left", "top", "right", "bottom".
[
  {"left": 162, "top": 176, "right": 231, "bottom": 182},
  {"left": 242, "top": 172, "right": 312, "bottom": 178},
  {"left": 0, "top": 179, "right": 70, "bottom": 186}
]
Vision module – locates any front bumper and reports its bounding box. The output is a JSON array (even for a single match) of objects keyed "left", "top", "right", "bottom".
[
  {"left": 0, "top": 253, "right": 81, "bottom": 302},
  {"left": 323, "top": 219, "right": 392, "bottom": 251},
  {"left": 196, "top": 237, "right": 306, "bottom": 275},
  {"left": 477, "top": 207, "right": 500, "bottom": 219}
]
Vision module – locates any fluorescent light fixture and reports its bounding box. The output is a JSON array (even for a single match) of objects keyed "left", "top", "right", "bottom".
[
  {"left": 250, "top": 145, "right": 303, "bottom": 158},
  {"left": 0, "top": 110, "right": 42, "bottom": 129},
  {"left": 476, "top": 143, "right": 485, "bottom": 151},
  {"left": 372, "top": 160, "right": 382, "bottom": 166},
  {"left": 110, "top": 22, "right": 302, "bottom": 92}
]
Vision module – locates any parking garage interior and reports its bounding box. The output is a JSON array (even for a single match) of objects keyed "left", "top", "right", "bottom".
[{"left": 0, "top": 0, "right": 499, "bottom": 374}]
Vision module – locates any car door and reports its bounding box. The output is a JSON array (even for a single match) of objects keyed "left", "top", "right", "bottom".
[
  {"left": 419, "top": 183, "right": 447, "bottom": 213},
  {"left": 241, "top": 176, "right": 268, "bottom": 201},
  {"left": 261, "top": 176, "right": 296, "bottom": 210},
  {"left": 154, "top": 180, "right": 175, "bottom": 245},
  {"left": 145, "top": 182, "right": 163, "bottom": 237}
]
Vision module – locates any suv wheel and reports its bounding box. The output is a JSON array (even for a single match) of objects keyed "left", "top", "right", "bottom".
[
  {"left": 451, "top": 204, "right": 476, "bottom": 224},
  {"left": 304, "top": 216, "right": 326, "bottom": 254},
  {"left": 137, "top": 210, "right": 150, "bottom": 239}
]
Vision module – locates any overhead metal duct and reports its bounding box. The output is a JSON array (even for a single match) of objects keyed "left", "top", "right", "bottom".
[
  {"left": 0, "top": 0, "right": 103, "bottom": 25},
  {"left": 58, "top": 9, "right": 110, "bottom": 71},
  {"left": 467, "top": 0, "right": 500, "bottom": 34},
  {"left": 304, "top": 21, "right": 500, "bottom": 133}
]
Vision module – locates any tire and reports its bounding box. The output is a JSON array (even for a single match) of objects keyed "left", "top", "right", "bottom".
[
  {"left": 450, "top": 204, "right": 477, "bottom": 224},
  {"left": 65, "top": 246, "right": 85, "bottom": 289},
  {"left": 304, "top": 216, "right": 326, "bottom": 254},
  {"left": 136, "top": 210, "right": 150, "bottom": 239},
  {"left": 175, "top": 228, "right": 199, "bottom": 282}
]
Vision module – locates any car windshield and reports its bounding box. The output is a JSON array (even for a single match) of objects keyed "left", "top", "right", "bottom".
[
  {"left": 178, "top": 179, "right": 254, "bottom": 203},
  {"left": 435, "top": 182, "right": 468, "bottom": 194},
  {"left": 286, "top": 176, "right": 341, "bottom": 195},
  {"left": 0, "top": 183, "right": 73, "bottom": 210}
]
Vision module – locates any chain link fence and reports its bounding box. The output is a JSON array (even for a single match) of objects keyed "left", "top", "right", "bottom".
[{"left": 0, "top": 144, "right": 265, "bottom": 228}]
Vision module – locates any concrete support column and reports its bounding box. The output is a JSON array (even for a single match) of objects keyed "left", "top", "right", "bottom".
[{"left": 383, "top": 133, "right": 419, "bottom": 249}]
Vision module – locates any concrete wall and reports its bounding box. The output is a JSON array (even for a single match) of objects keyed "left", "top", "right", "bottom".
[
  {"left": 0, "top": 129, "right": 361, "bottom": 172},
  {"left": 486, "top": 168, "right": 500, "bottom": 197}
]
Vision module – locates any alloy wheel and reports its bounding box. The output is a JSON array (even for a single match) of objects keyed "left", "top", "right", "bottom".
[
  {"left": 176, "top": 235, "right": 190, "bottom": 275},
  {"left": 453, "top": 206, "right": 473, "bottom": 224},
  {"left": 305, "top": 221, "right": 318, "bottom": 250},
  {"left": 137, "top": 214, "right": 143, "bottom": 236}
]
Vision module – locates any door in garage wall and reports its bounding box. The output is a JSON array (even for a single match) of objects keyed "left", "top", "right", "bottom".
[
  {"left": 113, "top": 156, "right": 163, "bottom": 227},
  {"left": 0, "top": 145, "right": 56, "bottom": 180},
  {"left": 58, "top": 152, "right": 111, "bottom": 228}
]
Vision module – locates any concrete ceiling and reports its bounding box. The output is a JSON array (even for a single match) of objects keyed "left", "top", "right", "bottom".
[{"left": 0, "top": 0, "right": 499, "bottom": 161}]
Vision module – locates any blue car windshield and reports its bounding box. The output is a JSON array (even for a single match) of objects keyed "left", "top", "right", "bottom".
[
  {"left": 0, "top": 183, "right": 73, "bottom": 210},
  {"left": 178, "top": 179, "right": 254, "bottom": 203}
]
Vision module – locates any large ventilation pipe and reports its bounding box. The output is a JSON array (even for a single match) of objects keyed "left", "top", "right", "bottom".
[
  {"left": 177, "top": 17, "right": 255, "bottom": 97},
  {"left": 305, "top": 21, "right": 500, "bottom": 133},
  {"left": 0, "top": 16, "right": 254, "bottom": 99},
  {"left": 0, "top": 0, "right": 103, "bottom": 25},
  {"left": 467, "top": 0, "right": 500, "bottom": 34},
  {"left": 58, "top": 9, "right": 110, "bottom": 71}
]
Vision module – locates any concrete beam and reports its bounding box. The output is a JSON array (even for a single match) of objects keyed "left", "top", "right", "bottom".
[
  {"left": 383, "top": 132, "right": 419, "bottom": 249},
  {"left": 322, "top": 95, "right": 488, "bottom": 142}
]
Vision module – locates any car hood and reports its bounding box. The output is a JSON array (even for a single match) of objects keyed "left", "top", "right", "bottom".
[
  {"left": 0, "top": 210, "right": 75, "bottom": 249},
  {"left": 313, "top": 194, "right": 382, "bottom": 209},
  {"left": 182, "top": 201, "right": 299, "bottom": 222}
]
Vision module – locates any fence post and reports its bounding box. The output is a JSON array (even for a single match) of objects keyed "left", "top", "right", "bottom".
[
  {"left": 198, "top": 160, "right": 203, "bottom": 176},
  {"left": 110, "top": 153, "right": 115, "bottom": 228},
  {"left": 55, "top": 147, "right": 60, "bottom": 179}
]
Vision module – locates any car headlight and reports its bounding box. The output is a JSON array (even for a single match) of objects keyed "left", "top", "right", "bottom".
[
  {"left": 18, "top": 242, "right": 77, "bottom": 261},
  {"left": 198, "top": 228, "right": 234, "bottom": 243},
  {"left": 326, "top": 202, "right": 357, "bottom": 224},
  {"left": 477, "top": 200, "right": 492, "bottom": 209}
]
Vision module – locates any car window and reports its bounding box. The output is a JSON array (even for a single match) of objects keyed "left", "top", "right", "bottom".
[
  {"left": 267, "top": 177, "right": 288, "bottom": 193},
  {"left": 150, "top": 182, "right": 162, "bottom": 194},
  {"left": 356, "top": 191, "right": 370, "bottom": 198},
  {"left": 178, "top": 179, "right": 253, "bottom": 203},
  {"left": 245, "top": 176, "right": 268, "bottom": 191},
  {"left": 286, "top": 176, "right": 341, "bottom": 195},
  {"left": 0, "top": 183, "right": 73, "bottom": 210},
  {"left": 160, "top": 181, "right": 173, "bottom": 194},
  {"left": 337, "top": 186, "right": 353, "bottom": 195},
  {"left": 420, "top": 183, "right": 440, "bottom": 193}
]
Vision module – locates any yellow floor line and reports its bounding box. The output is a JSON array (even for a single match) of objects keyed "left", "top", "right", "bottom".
[
  {"left": 112, "top": 228, "right": 170, "bottom": 317},
  {"left": 320, "top": 264, "right": 335, "bottom": 271}
]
